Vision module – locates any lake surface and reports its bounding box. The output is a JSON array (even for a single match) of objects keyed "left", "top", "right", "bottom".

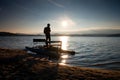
[{"left": 0, "top": 36, "right": 120, "bottom": 70}]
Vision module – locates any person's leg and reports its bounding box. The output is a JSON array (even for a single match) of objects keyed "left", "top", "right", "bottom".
[
  {"left": 45, "top": 35, "right": 48, "bottom": 47},
  {"left": 48, "top": 34, "right": 51, "bottom": 45}
]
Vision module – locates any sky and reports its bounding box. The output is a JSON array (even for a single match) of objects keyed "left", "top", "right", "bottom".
[{"left": 0, "top": 0, "right": 120, "bottom": 34}]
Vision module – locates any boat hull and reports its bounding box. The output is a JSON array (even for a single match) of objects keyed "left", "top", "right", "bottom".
[{"left": 25, "top": 47, "right": 60, "bottom": 59}]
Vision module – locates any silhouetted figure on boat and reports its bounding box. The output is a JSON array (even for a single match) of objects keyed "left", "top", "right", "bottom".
[{"left": 44, "top": 23, "right": 51, "bottom": 47}]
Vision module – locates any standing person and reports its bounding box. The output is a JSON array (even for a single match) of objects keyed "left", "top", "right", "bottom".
[{"left": 44, "top": 23, "right": 51, "bottom": 47}]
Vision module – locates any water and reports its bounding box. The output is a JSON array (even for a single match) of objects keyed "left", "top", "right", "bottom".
[{"left": 0, "top": 36, "right": 120, "bottom": 70}]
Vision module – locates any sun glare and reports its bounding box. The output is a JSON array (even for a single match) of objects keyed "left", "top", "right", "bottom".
[
  {"left": 60, "top": 16, "right": 76, "bottom": 28},
  {"left": 62, "top": 20, "right": 68, "bottom": 27}
]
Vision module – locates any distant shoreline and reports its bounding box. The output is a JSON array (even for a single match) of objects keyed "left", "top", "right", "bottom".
[{"left": 0, "top": 32, "right": 120, "bottom": 37}]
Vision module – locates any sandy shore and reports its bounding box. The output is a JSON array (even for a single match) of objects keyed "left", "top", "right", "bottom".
[{"left": 0, "top": 48, "right": 120, "bottom": 80}]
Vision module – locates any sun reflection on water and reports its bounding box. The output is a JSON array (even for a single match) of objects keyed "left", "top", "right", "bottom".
[
  {"left": 59, "top": 36, "right": 69, "bottom": 65},
  {"left": 59, "top": 55, "right": 69, "bottom": 65},
  {"left": 59, "top": 59, "right": 66, "bottom": 65},
  {"left": 61, "top": 55, "right": 69, "bottom": 58},
  {"left": 59, "top": 36, "right": 69, "bottom": 50}
]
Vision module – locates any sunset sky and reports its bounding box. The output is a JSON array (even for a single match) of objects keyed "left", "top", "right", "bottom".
[{"left": 0, "top": 0, "right": 120, "bottom": 34}]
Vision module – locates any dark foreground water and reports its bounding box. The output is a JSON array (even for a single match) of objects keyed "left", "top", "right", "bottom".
[{"left": 0, "top": 36, "right": 120, "bottom": 70}]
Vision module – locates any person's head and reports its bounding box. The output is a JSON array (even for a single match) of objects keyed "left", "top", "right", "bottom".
[{"left": 47, "top": 23, "right": 50, "bottom": 27}]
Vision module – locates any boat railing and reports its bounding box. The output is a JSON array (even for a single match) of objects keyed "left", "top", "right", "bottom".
[
  {"left": 33, "top": 39, "right": 46, "bottom": 47},
  {"left": 33, "top": 39, "right": 62, "bottom": 50},
  {"left": 48, "top": 41, "right": 62, "bottom": 46}
]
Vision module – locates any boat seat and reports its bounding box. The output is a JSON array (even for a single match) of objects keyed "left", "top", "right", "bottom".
[{"left": 33, "top": 39, "right": 46, "bottom": 42}]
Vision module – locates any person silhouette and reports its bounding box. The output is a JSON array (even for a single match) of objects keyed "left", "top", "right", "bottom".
[{"left": 44, "top": 23, "right": 51, "bottom": 47}]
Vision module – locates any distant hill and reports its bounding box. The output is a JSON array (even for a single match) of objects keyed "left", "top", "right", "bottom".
[
  {"left": 0, "top": 32, "right": 120, "bottom": 37},
  {"left": 0, "top": 32, "right": 18, "bottom": 36},
  {"left": 52, "top": 33, "right": 120, "bottom": 37},
  {"left": 0, "top": 32, "right": 42, "bottom": 36}
]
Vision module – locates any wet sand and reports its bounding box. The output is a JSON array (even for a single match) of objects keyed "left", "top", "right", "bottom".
[{"left": 0, "top": 48, "right": 120, "bottom": 80}]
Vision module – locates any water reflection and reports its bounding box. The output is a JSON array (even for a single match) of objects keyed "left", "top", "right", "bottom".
[
  {"left": 59, "top": 55, "right": 69, "bottom": 65},
  {"left": 61, "top": 55, "right": 69, "bottom": 59},
  {"left": 59, "top": 36, "right": 69, "bottom": 50},
  {"left": 59, "top": 36, "right": 69, "bottom": 65},
  {"left": 59, "top": 59, "right": 66, "bottom": 65}
]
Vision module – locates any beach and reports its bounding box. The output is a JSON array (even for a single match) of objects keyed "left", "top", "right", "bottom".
[{"left": 0, "top": 48, "right": 120, "bottom": 80}]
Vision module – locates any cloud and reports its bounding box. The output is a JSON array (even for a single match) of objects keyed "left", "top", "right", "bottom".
[{"left": 48, "top": 0, "right": 65, "bottom": 8}]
